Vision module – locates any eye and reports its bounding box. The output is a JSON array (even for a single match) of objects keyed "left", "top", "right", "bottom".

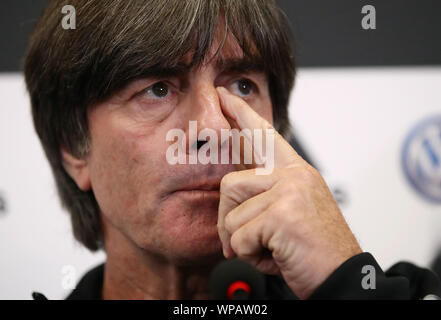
[
  {"left": 143, "top": 81, "right": 170, "bottom": 99},
  {"left": 230, "top": 79, "right": 255, "bottom": 97}
]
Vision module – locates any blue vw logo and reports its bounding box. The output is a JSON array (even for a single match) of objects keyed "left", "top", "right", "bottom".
[{"left": 402, "top": 115, "right": 441, "bottom": 203}]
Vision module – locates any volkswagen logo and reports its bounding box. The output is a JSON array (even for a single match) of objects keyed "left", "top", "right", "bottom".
[{"left": 402, "top": 115, "right": 441, "bottom": 203}]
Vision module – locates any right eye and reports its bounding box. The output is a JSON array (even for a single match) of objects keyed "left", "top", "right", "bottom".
[{"left": 143, "top": 82, "right": 170, "bottom": 99}]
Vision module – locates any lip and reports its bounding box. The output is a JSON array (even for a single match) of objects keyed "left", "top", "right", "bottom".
[
  {"left": 167, "top": 180, "right": 221, "bottom": 200},
  {"left": 168, "top": 189, "right": 221, "bottom": 203},
  {"left": 177, "top": 181, "right": 221, "bottom": 192},
  {"left": 162, "top": 164, "right": 236, "bottom": 201},
  {"left": 172, "top": 189, "right": 220, "bottom": 196}
]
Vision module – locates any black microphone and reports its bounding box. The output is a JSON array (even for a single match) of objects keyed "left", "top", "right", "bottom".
[
  {"left": 32, "top": 292, "right": 48, "bottom": 300},
  {"left": 209, "top": 258, "right": 266, "bottom": 300}
]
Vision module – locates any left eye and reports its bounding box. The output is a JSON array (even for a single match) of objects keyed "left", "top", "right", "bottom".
[{"left": 230, "top": 79, "right": 255, "bottom": 97}]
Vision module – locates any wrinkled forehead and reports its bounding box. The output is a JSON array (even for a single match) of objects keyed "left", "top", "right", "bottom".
[{"left": 90, "top": 7, "right": 270, "bottom": 104}]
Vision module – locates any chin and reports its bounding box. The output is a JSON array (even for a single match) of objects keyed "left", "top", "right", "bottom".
[
  {"left": 136, "top": 194, "right": 225, "bottom": 266},
  {"left": 173, "top": 251, "right": 224, "bottom": 268},
  {"left": 166, "top": 232, "right": 225, "bottom": 267}
]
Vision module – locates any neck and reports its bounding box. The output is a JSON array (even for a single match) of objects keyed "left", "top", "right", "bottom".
[{"left": 101, "top": 219, "right": 223, "bottom": 300}]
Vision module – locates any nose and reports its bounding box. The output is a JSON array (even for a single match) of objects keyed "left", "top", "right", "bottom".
[
  {"left": 184, "top": 80, "right": 232, "bottom": 155},
  {"left": 192, "top": 81, "right": 231, "bottom": 133}
]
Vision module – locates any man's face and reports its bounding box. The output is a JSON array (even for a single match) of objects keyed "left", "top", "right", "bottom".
[{"left": 85, "top": 34, "right": 273, "bottom": 265}]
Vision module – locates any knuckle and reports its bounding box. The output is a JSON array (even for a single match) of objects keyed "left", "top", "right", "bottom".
[
  {"left": 281, "top": 179, "right": 300, "bottom": 195},
  {"left": 287, "top": 165, "right": 321, "bottom": 188},
  {"left": 220, "top": 172, "right": 239, "bottom": 193},
  {"left": 269, "top": 202, "right": 290, "bottom": 222},
  {"left": 267, "top": 201, "right": 303, "bottom": 229},
  {"left": 276, "top": 178, "right": 302, "bottom": 201},
  {"left": 230, "top": 230, "right": 253, "bottom": 258},
  {"left": 224, "top": 214, "right": 235, "bottom": 234},
  {"left": 216, "top": 220, "right": 223, "bottom": 233},
  {"left": 230, "top": 232, "right": 243, "bottom": 255}
]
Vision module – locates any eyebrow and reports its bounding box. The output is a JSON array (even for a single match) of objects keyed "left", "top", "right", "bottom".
[
  {"left": 215, "top": 57, "right": 265, "bottom": 74},
  {"left": 145, "top": 62, "right": 192, "bottom": 79},
  {"left": 133, "top": 57, "right": 265, "bottom": 84}
]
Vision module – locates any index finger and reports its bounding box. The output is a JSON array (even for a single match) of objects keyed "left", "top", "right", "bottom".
[{"left": 216, "top": 86, "right": 301, "bottom": 169}]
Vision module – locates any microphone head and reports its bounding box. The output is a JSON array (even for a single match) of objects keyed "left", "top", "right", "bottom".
[{"left": 209, "top": 258, "right": 266, "bottom": 299}]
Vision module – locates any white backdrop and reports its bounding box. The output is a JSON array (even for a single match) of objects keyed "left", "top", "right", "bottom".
[{"left": 1, "top": 67, "right": 440, "bottom": 299}]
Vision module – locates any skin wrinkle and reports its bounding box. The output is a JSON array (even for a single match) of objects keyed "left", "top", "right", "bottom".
[
  {"left": 82, "top": 28, "right": 274, "bottom": 299},
  {"left": 25, "top": 0, "right": 296, "bottom": 262}
]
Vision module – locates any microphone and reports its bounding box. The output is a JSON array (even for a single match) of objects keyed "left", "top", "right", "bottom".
[
  {"left": 209, "top": 258, "right": 266, "bottom": 300},
  {"left": 32, "top": 292, "right": 48, "bottom": 300}
]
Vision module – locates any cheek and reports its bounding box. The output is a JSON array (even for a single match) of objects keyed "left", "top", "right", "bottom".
[{"left": 86, "top": 113, "right": 166, "bottom": 223}]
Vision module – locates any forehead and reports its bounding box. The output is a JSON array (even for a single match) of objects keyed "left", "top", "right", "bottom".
[
  {"left": 95, "top": 17, "right": 268, "bottom": 103},
  {"left": 179, "top": 28, "right": 263, "bottom": 74}
]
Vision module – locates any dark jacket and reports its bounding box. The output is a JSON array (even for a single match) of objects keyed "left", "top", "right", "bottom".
[{"left": 44, "top": 252, "right": 441, "bottom": 300}]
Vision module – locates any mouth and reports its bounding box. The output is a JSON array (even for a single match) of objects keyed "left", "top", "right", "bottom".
[
  {"left": 169, "top": 180, "right": 221, "bottom": 199},
  {"left": 178, "top": 181, "right": 220, "bottom": 192},
  {"left": 162, "top": 164, "right": 236, "bottom": 202}
]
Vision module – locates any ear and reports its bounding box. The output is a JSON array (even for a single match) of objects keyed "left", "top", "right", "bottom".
[{"left": 61, "top": 148, "right": 92, "bottom": 191}]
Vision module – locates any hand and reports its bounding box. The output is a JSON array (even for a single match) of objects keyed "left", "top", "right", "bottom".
[{"left": 216, "top": 87, "right": 362, "bottom": 299}]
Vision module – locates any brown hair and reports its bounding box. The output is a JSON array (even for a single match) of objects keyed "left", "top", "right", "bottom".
[{"left": 23, "top": 0, "right": 296, "bottom": 251}]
